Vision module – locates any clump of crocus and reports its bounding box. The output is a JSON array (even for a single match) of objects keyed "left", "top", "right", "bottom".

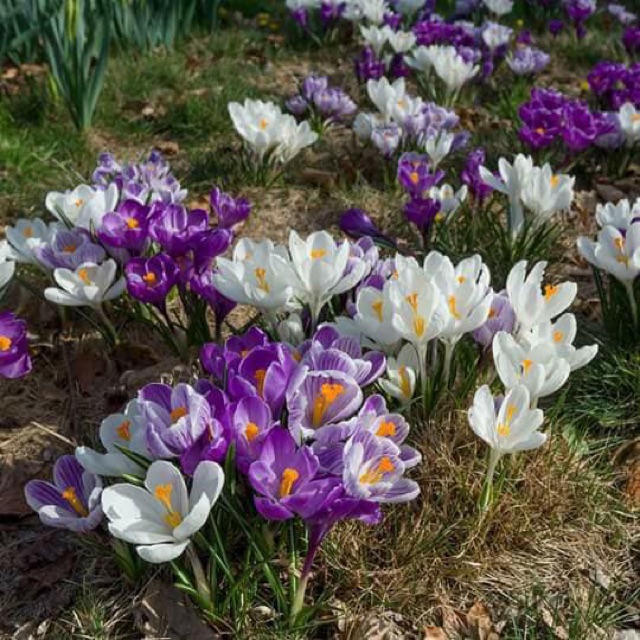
[{"left": 0, "top": 311, "right": 32, "bottom": 379}]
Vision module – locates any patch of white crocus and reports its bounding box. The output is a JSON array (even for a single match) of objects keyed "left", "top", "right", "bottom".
[
  {"left": 360, "top": 25, "right": 416, "bottom": 57},
  {"left": 228, "top": 99, "right": 318, "bottom": 166},
  {"left": 577, "top": 197, "right": 640, "bottom": 323},
  {"left": 214, "top": 231, "right": 370, "bottom": 330},
  {"left": 46, "top": 184, "right": 119, "bottom": 230},
  {"left": 482, "top": 0, "right": 513, "bottom": 16},
  {"left": 479, "top": 154, "right": 575, "bottom": 238},
  {"left": 618, "top": 103, "right": 640, "bottom": 146},
  {"left": 342, "top": 0, "right": 389, "bottom": 24},
  {"left": 44, "top": 259, "right": 126, "bottom": 308},
  {"left": 102, "top": 460, "right": 224, "bottom": 563},
  {"left": 5, "top": 218, "right": 56, "bottom": 264}
]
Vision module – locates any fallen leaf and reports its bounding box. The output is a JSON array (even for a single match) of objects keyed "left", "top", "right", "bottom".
[
  {"left": 467, "top": 602, "right": 496, "bottom": 640},
  {"left": 155, "top": 140, "right": 180, "bottom": 156},
  {"left": 300, "top": 168, "right": 338, "bottom": 189},
  {"left": 423, "top": 627, "right": 449, "bottom": 640}
]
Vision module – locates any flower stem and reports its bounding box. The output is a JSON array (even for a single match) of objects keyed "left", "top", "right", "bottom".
[
  {"left": 95, "top": 304, "right": 117, "bottom": 346},
  {"left": 419, "top": 344, "right": 429, "bottom": 420},
  {"left": 289, "top": 546, "right": 317, "bottom": 627},
  {"left": 186, "top": 544, "right": 212, "bottom": 606},
  {"left": 479, "top": 449, "right": 501, "bottom": 513},
  {"left": 625, "top": 281, "right": 638, "bottom": 328},
  {"left": 442, "top": 340, "right": 455, "bottom": 388}
]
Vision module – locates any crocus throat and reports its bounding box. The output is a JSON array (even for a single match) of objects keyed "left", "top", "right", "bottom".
[
  {"left": 77, "top": 268, "right": 92, "bottom": 285},
  {"left": 521, "top": 358, "right": 533, "bottom": 374},
  {"left": 413, "top": 316, "right": 426, "bottom": 337},
  {"left": 63, "top": 244, "right": 77, "bottom": 253},
  {"left": 278, "top": 467, "right": 300, "bottom": 498},
  {"left": 254, "top": 369, "right": 266, "bottom": 396},
  {"left": 310, "top": 248, "right": 327, "bottom": 259},
  {"left": 312, "top": 383, "right": 345, "bottom": 427},
  {"left": 23, "top": 227, "right": 34, "bottom": 238},
  {"left": 543, "top": 284, "right": 558, "bottom": 300},
  {"left": 497, "top": 403, "right": 516, "bottom": 436},
  {"left": 154, "top": 483, "right": 182, "bottom": 528},
  {"left": 170, "top": 406, "right": 188, "bottom": 423},
  {"left": 553, "top": 330, "right": 564, "bottom": 343},
  {"left": 245, "top": 421, "right": 259, "bottom": 442},
  {"left": 376, "top": 420, "right": 397, "bottom": 437},
  {"left": 254, "top": 268, "right": 270, "bottom": 293},
  {"left": 447, "top": 295, "right": 461, "bottom": 320},
  {"left": 142, "top": 272, "right": 157, "bottom": 285},
  {"left": 456, "top": 275, "right": 466, "bottom": 284},
  {"left": 359, "top": 456, "right": 395, "bottom": 485},
  {"left": 549, "top": 174, "right": 560, "bottom": 188},
  {"left": 62, "top": 486, "right": 89, "bottom": 517},
  {"left": 116, "top": 420, "right": 131, "bottom": 440},
  {"left": 398, "top": 365, "right": 412, "bottom": 399},
  {"left": 488, "top": 307, "right": 497, "bottom": 319},
  {"left": 371, "top": 299, "right": 384, "bottom": 322},
  {"left": 126, "top": 218, "right": 139, "bottom": 229},
  {"left": 0, "top": 336, "right": 12, "bottom": 352},
  {"left": 409, "top": 171, "right": 420, "bottom": 185},
  {"left": 405, "top": 292, "right": 418, "bottom": 313},
  {"left": 74, "top": 198, "right": 85, "bottom": 208},
  {"left": 259, "top": 118, "right": 269, "bottom": 130}
]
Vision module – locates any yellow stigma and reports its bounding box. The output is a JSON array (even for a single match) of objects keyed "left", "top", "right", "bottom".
[
  {"left": 279, "top": 467, "right": 300, "bottom": 498},
  {"left": 142, "top": 272, "right": 157, "bottom": 285},
  {"left": 116, "top": 420, "right": 131, "bottom": 441},
  {"left": 497, "top": 404, "right": 517, "bottom": 437},
  {"left": 312, "top": 383, "right": 345, "bottom": 427},
  {"left": 359, "top": 456, "right": 395, "bottom": 485},
  {"left": 310, "top": 248, "right": 327, "bottom": 259},
  {"left": 456, "top": 275, "right": 466, "bottom": 284},
  {"left": 245, "top": 421, "right": 259, "bottom": 442},
  {"left": 126, "top": 217, "right": 139, "bottom": 229},
  {"left": 488, "top": 307, "right": 497, "bottom": 319},
  {"left": 372, "top": 299, "right": 384, "bottom": 322},
  {"left": 522, "top": 359, "right": 533, "bottom": 374},
  {"left": 535, "top": 127, "right": 545, "bottom": 135},
  {"left": 254, "top": 267, "right": 270, "bottom": 293},
  {"left": 74, "top": 198, "right": 85, "bottom": 207},
  {"left": 614, "top": 237, "right": 625, "bottom": 250},
  {"left": 550, "top": 174, "right": 560, "bottom": 188},
  {"left": 376, "top": 420, "right": 397, "bottom": 437},
  {"left": 62, "top": 486, "right": 89, "bottom": 517},
  {"left": 154, "top": 483, "right": 182, "bottom": 528},
  {"left": 413, "top": 315, "right": 426, "bottom": 338},
  {"left": 23, "top": 227, "right": 34, "bottom": 238},
  {"left": 405, "top": 292, "right": 418, "bottom": 313},
  {"left": 553, "top": 330, "right": 564, "bottom": 343},
  {"left": 397, "top": 98, "right": 406, "bottom": 108},
  {"left": 63, "top": 244, "right": 77, "bottom": 253},
  {"left": 0, "top": 336, "right": 12, "bottom": 352},
  {"left": 398, "top": 365, "right": 412, "bottom": 399},
  {"left": 77, "top": 268, "right": 91, "bottom": 284},
  {"left": 254, "top": 369, "right": 266, "bottom": 396},
  {"left": 544, "top": 284, "right": 558, "bottom": 300},
  {"left": 448, "top": 295, "right": 461, "bottom": 320},
  {"left": 170, "top": 406, "right": 188, "bottom": 423},
  {"left": 259, "top": 118, "right": 269, "bottom": 130},
  {"left": 409, "top": 171, "right": 420, "bottom": 185}
]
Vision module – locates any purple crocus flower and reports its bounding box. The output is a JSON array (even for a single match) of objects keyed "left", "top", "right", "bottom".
[
  {"left": 472, "top": 290, "right": 516, "bottom": 350},
  {"left": 371, "top": 123, "right": 402, "bottom": 157},
  {"left": 24, "top": 455, "right": 103, "bottom": 532},
  {"left": 549, "top": 19, "right": 565, "bottom": 36},
  {"left": 229, "top": 396, "right": 276, "bottom": 474},
  {"left": 623, "top": 26, "right": 640, "bottom": 55},
  {"left": 140, "top": 383, "right": 211, "bottom": 459},
  {"left": 383, "top": 11, "right": 402, "bottom": 29},
  {"left": 355, "top": 47, "right": 385, "bottom": 83},
  {"left": 389, "top": 54, "right": 412, "bottom": 79},
  {"left": 461, "top": 148, "right": 493, "bottom": 202},
  {"left": 0, "top": 311, "right": 31, "bottom": 379},
  {"left": 397, "top": 152, "right": 444, "bottom": 197},
  {"left": 34, "top": 227, "right": 105, "bottom": 270},
  {"left": 339, "top": 209, "right": 397, "bottom": 248},
  {"left": 97, "top": 200, "right": 151, "bottom": 251},
  {"left": 301, "top": 75, "right": 329, "bottom": 101},
  {"left": 507, "top": 47, "right": 550, "bottom": 76},
  {"left": 290, "top": 7, "right": 309, "bottom": 29},
  {"left": 286, "top": 95, "right": 309, "bottom": 116},
  {"left": 148, "top": 204, "right": 209, "bottom": 255},
  {"left": 320, "top": 0, "right": 346, "bottom": 25},
  {"left": 312, "top": 88, "right": 358, "bottom": 121},
  {"left": 404, "top": 197, "right": 441, "bottom": 232},
  {"left": 249, "top": 428, "right": 338, "bottom": 521},
  {"left": 189, "top": 270, "right": 237, "bottom": 325},
  {"left": 561, "top": 101, "right": 600, "bottom": 151},
  {"left": 209, "top": 187, "right": 251, "bottom": 231},
  {"left": 565, "top": 0, "right": 596, "bottom": 24},
  {"left": 342, "top": 431, "right": 420, "bottom": 503},
  {"left": 125, "top": 254, "right": 179, "bottom": 306}
]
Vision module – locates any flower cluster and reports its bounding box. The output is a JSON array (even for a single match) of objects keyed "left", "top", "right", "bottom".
[
  {"left": 506, "top": 46, "right": 550, "bottom": 76},
  {"left": 588, "top": 61, "right": 640, "bottom": 110}
]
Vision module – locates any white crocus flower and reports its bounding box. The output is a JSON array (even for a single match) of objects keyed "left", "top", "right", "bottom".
[
  {"left": 521, "top": 313, "right": 598, "bottom": 372},
  {"left": 345, "top": 0, "right": 388, "bottom": 24},
  {"left": 422, "top": 131, "right": 455, "bottom": 169},
  {"left": 214, "top": 238, "right": 299, "bottom": 316},
  {"left": 493, "top": 331, "right": 571, "bottom": 401},
  {"left": 5, "top": 218, "right": 55, "bottom": 264},
  {"left": 76, "top": 400, "right": 152, "bottom": 477},
  {"left": 353, "top": 112, "right": 384, "bottom": 142},
  {"left": 274, "top": 118, "right": 318, "bottom": 164},
  {"left": 277, "top": 312, "right": 306, "bottom": 346},
  {"left": 396, "top": 0, "right": 425, "bottom": 15},
  {"left": 506, "top": 260, "right": 577, "bottom": 336},
  {"left": 288, "top": 231, "right": 369, "bottom": 328},
  {"left": 482, "top": 0, "right": 514, "bottom": 15},
  {"left": 0, "top": 255, "right": 15, "bottom": 292},
  {"left": 367, "top": 77, "right": 407, "bottom": 121},
  {"left": 360, "top": 25, "right": 391, "bottom": 56},
  {"left": 101, "top": 460, "right": 224, "bottom": 563},
  {"left": 405, "top": 45, "right": 438, "bottom": 73},
  {"left": 387, "top": 30, "right": 417, "bottom": 54},
  {"left": 430, "top": 46, "right": 479, "bottom": 93},
  {"left": 481, "top": 21, "right": 513, "bottom": 49},
  {"left": 520, "top": 164, "right": 575, "bottom": 224},
  {"left": 335, "top": 284, "right": 402, "bottom": 352},
  {"left": 379, "top": 343, "right": 419, "bottom": 404},
  {"left": 429, "top": 184, "right": 468, "bottom": 221},
  {"left": 595, "top": 197, "right": 640, "bottom": 231},
  {"left": 45, "top": 184, "right": 118, "bottom": 230},
  {"left": 469, "top": 384, "right": 545, "bottom": 457},
  {"left": 618, "top": 102, "right": 640, "bottom": 146},
  {"left": 479, "top": 154, "right": 534, "bottom": 237},
  {"left": 44, "top": 259, "right": 125, "bottom": 308}
]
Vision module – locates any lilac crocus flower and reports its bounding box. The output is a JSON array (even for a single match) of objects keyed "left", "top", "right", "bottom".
[
  {"left": 209, "top": 187, "right": 251, "bottom": 231},
  {"left": 201, "top": 327, "right": 272, "bottom": 380},
  {"left": 229, "top": 396, "right": 276, "bottom": 474},
  {"left": 507, "top": 47, "right": 550, "bottom": 76},
  {"left": 0, "top": 311, "right": 32, "bottom": 379},
  {"left": 342, "top": 431, "right": 419, "bottom": 503},
  {"left": 608, "top": 3, "right": 637, "bottom": 25},
  {"left": 286, "top": 95, "right": 309, "bottom": 116},
  {"left": 339, "top": 209, "right": 397, "bottom": 248},
  {"left": 312, "top": 89, "right": 358, "bottom": 121},
  {"left": 34, "top": 227, "right": 106, "bottom": 270},
  {"left": 301, "top": 75, "right": 329, "bottom": 101},
  {"left": 298, "top": 325, "right": 386, "bottom": 387},
  {"left": 397, "top": 152, "right": 444, "bottom": 197},
  {"left": 24, "top": 455, "right": 103, "bottom": 532},
  {"left": 125, "top": 254, "right": 179, "bottom": 306},
  {"left": 97, "top": 200, "right": 151, "bottom": 251},
  {"left": 148, "top": 204, "right": 209, "bottom": 255},
  {"left": 140, "top": 383, "right": 211, "bottom": 459},
  {"left": 371, "top": 123, "right": 402, "bottom": 157},
  {"left": 248, "top": 428, "right": 337, "bottom": 520},
  {"left": 461, "top": 148, "right": 494, "bottom": 202},
  {"left": 472, "top": 290, "right": 516, "bottom": 350}
]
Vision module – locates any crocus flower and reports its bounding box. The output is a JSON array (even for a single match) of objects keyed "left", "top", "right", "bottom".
[
  {"left": 619, "top": 102, "right": 640, "bottom": 145},
  {"left": 76, "top": 400, "right": 151, "bottom": 477},
  {"left": 148, "top": 204, "right": 209, "bottom": 255},
  {"left": 404, "top": 197, "right": 442, "bottom": 233},
  {"left": 378, "top": 343, "right": 419, "bottom": 404},
  {"left": 519, "top": 164, "right": 575, "bottom": 224},
  {"left": 355, "top": 46, "right": 386, "bottom": 83},
  {"left": 623, "top": 26, "right": 640, "bottom": 55},
  {"left": 45, "top": 184, "right": 118, "bottom": 230},
  {"left": 370, "top": 123, "right": 402, "bottom": 157},
  {"left": 97, "top": 200, "right": 151, "bottom": 251},
  {"left": 340, "top": 209, "right": 397, "bottom": 248},
  {"left": 209, "top": 187, "right": 252, "bottom": 230},
  {"left": 102, "top": 460, "right": 224, "bottom": 563},
  {"left": 360, "top": 25, "right": 391, "bottom": 56},
  {"left": 549, "top": 19, "right": 565, "bottom": 36},
  {"left": 34, "top": 227, "right": 106, "bottom": 270},
  {"left": 462, "top": 148, "right": 493, "bottom": 202},
  {"left": 249, "top": 428, "right": 337, "bottom": 520},
  {"left": 44, "top": 260, "right": 126, "bottom": 308},
  {"left": 482, "top": 0, "right": 513, "bottom": 15},
  {"left": 397, "top": 152, "right": 444, "bottom": 197},
  {"left": 25, "top": 455, "right": 103, "bottom": 531},
  {"left": 472, "top": 290, "right": 515, "bottom": 350},
  {"left": 506, "top": 47, "right": 550, "bottom": 76},
  {"left": 5, "top": 218, "right": 54, "bottom": 264},
  {"left": 0, "top": 256, "right": 15, "bottom": 292},
  {"left": 0, "top": 311, "right": 32, "bottom": 378},
  {"left": 125, "top": 254, "right": 179, "bottom": 306},
  {"left": 430, "top": 46, "right": 479, "bottom": 94},
  {"left": 229, "top": 396, "right": 276, "bottom": 474}
]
